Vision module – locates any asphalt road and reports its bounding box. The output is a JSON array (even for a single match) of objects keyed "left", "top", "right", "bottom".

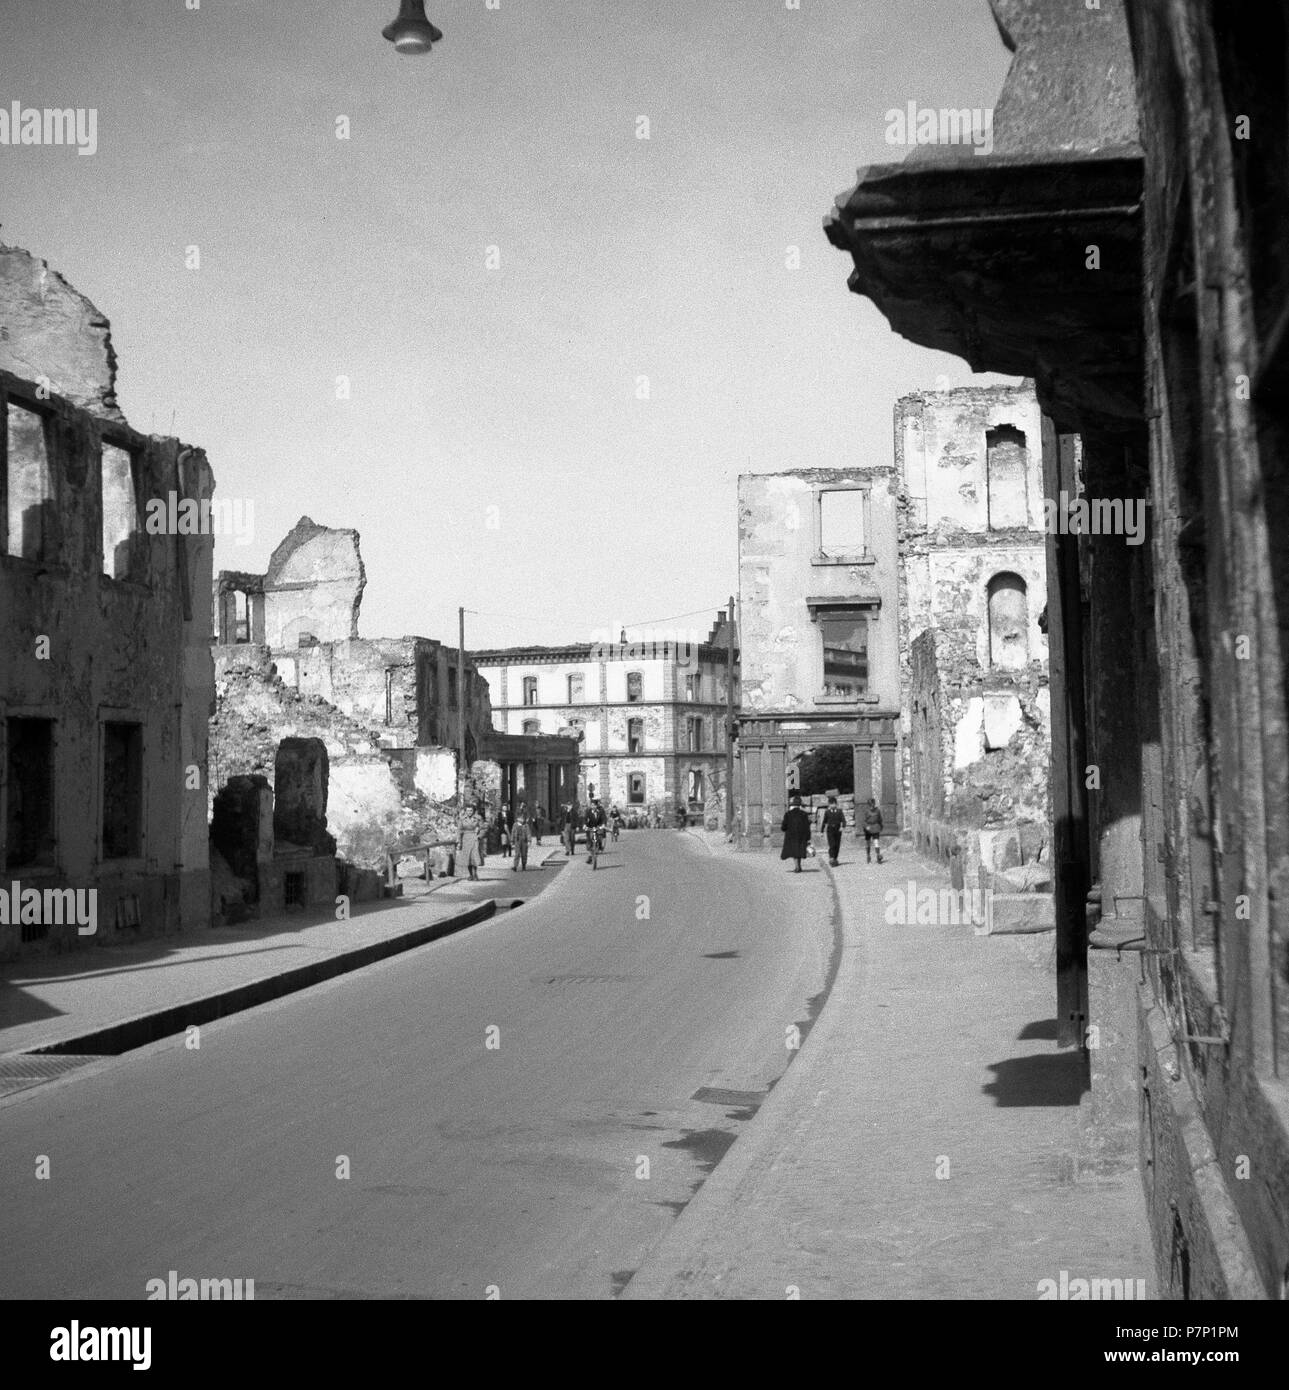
[{"left": 0, "top": 831, "right": 834, "bottom": 1300}]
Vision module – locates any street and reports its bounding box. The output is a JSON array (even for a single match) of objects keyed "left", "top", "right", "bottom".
[{"left": 0, "top": 832, "right": 833, "bottom": 1300}]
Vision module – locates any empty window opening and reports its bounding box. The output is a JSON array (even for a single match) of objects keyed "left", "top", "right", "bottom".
[
  {"left": 5, "top": 717, "right": 56, "bottom": 871},
  {"left": 283, "top": 872, "right": 305, "bottom": 909},
  {"left": 685, "top": 674, "right": 702, "bottom": 701},
  {"left": 627, "top": 718, "right": 644, "bottom": 754},
  {"left": 522, "top": 719, "right": 540, "bottom": 736},
  {"left": 626, "top": 671, "right": 643, "bottom": 703},
  {"left": 567, "top": 673, "right": 584, "bottom": 703},
  {"left": 102, "top": 721, "right": 144, "bottom": 860},
  {"left": 819, "top": 489, "right": 866, "bottom": 557},
  {"left": 687, "top": 769, "right": 704, "bottom": 804},
  {"left": 986, "top": 425, "right": 1029, "bottom": 529},
  {"left": 820, "top": 613, "right": 869, "bottom": 697},
  {"left": 687, "top": 716, "right": 703, "bottom": 751},
  {"left": 628, "top": 772, "right": 646, "bottom": 804},
  {"left": 6, "top": 402, "right": 54, "bottom": 561},
  {"left": 987, "top": 573, "right": 1029, "bottom": 669},
  {"left": 101, "top": 444, "right": 143, "bottom": 580},
  {"left": 522, "top": 675, "right": 538, "bottom": 706}
]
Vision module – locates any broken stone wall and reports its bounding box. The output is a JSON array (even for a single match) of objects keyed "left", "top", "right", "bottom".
[
  {"left": 281, "top": 637, "right": 435, "bottom": 749},
  {"left": 210, "top": 644, "right": 460, "bottom": 871},
  {"left": 0, "top": 244, "right": 214, "bottom": 957},
  {"left": 273, "top": 737, "right": 335, "bottom": 856},
  {"left": 896, "top": 384, "right": 1051, "bottom": 884},
  {"left": 262, "top": 515, "right": 365, "bottom": 648}
]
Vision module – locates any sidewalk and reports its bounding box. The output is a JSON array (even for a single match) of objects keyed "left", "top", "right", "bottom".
[
  {"left": 0, "top": 846, "right": 562, "bottom": 1070},
  {"left": 627, "top": 838, "right": 1154, "bottom": 1299}
]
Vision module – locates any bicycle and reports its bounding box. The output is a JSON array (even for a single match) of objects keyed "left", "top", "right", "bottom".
[{"left": 587, "top": 824, "right": 602, "bottom": 870}]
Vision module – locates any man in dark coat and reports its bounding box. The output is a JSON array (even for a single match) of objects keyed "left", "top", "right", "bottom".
[
  {"left": 863, "top": 798, "right": 884, "bottom": 863},
  {"left": 780, "top": 794, "right": 812, "bottom": 872},
  {"left": 821, "top": 794, "right": 846, "bottom": 866},
  {"left": 511, "top": 808, "right": 531, "bottom": 872}
]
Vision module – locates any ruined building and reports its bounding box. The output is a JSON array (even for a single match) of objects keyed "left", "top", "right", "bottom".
[
  {"left": 897, "top": 382, "right": 1052, "bottom": 924},
  {"left": 211, "top": 519, "right": 577, "bottom": 880},
  {"left": 826, "top": 0, "right": 1288, "bottom": 1297},
  {"left": 735, "top": 469, "right": 901, "bottom": 847},
  {"left": 0, "top": 244, "right": 214, "bottom": 958},
  {"left": 473, "top": 611, "right": 737, "bottom": 824}
]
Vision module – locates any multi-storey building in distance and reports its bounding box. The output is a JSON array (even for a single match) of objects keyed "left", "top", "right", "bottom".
[{"left": 473, "top": 611, "right": 738, "bottom": 821}]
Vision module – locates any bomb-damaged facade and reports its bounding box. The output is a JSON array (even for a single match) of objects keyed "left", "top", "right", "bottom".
[
  {"left": 896, "top": 382, "right": 1053, "bottom": 928},
  {"left": 736, "top": 467, "right": 902, "bottom": 847},
  {"left": 0, "top": 244, "right": 214, "bottom": 958}
]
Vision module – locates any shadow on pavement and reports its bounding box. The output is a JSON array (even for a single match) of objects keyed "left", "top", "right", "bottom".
[{"left": 981, "top": 1050, "right": 1089, "bottom": 1107}]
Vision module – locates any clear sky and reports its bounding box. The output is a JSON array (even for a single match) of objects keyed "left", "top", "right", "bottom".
[{"left": 1, "top": 0, "right": 1017, "bottom": 649}]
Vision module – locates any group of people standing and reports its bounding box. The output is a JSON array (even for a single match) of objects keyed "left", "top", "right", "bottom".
[
  {"left": 780, "top": 795, "right": 885, "bottom": 873},
  {"left": 457, "top": 802, "right": 544, "bottom": 880}
]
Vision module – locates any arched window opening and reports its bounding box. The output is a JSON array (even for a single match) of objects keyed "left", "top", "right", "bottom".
[{"left": 987, "top": 573, "right": 1029, "bottom": 669}]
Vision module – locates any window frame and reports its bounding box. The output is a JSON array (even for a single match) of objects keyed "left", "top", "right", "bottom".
[
  {"left": 2, "top": 390, "right": 59, "bottom": 565},
  {"left": 806, "top": 598, "right": 879, "bottom": 705},
  {"left": 2, "top": 707, "right": 60, "bottom": 876},
  {"left": 98, "top": 711, "right": 147, "bottom": 869},
  {"left": 813, "top": 484, "right": 873, "bottom": 566},
  {"left": 100, "top": 436, "right": 147, "bottom": 584}
]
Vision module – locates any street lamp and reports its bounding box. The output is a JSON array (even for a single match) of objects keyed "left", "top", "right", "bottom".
[{"left": 382, "top": 0, "right": 443, "bottom": 55}]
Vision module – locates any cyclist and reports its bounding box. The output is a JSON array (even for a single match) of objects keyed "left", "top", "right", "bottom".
[
  {"left": 584, "top": 799, "right": 607, "bottom": 863},
  {"left": 610, "top": 806, "right": 623, "bottom": 841}
]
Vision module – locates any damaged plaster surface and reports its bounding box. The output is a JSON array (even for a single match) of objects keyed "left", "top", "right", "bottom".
[
  {"left": 896, "top": 383, "right": 1051, "bottom": 888},
  {"left": 210, "top": 518, "right": 514, "bottom": 877},
  {"left": 0, "top": 244, "right": 214, "bottom": 957},
  {"left": 738, "top": 468, "right": 899, "bottom": 713},
  {"left": 263, "top": 515, "right": 365, "bottom": 648}
]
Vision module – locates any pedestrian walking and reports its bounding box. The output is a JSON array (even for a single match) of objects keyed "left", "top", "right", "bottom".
[
  {"left": 534, "top": 807, "right": 546, "bottom": 845},
  {"left": 863, "top": 798, "right": 884, "bottom": 863},
  {"left": 458, "top": 808, "right": 482, "bottom": 882},
  {"left": 780, "top": 794, "right": 812, "bottom": 873},
  {"left": 511, "top": 810, "right": 531, "bottom": 872},
  {"left": 821, "top": 794, "right": 846, "bottom": 866},
  {"left": 561, "top": 803, "right": 578, "bottom": 858}
]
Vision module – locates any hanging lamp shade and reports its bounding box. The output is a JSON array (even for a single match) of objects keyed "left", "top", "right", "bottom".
[{"left": 382, "top": 0, "right": 443, "bottom": 55}]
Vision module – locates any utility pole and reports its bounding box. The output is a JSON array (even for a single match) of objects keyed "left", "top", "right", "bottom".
[
  {"left": 725, "top": 593, "right": 736, "bottom": 836},
  {"left": 458, "top": 606, "right": 467, "bottom": 807}
]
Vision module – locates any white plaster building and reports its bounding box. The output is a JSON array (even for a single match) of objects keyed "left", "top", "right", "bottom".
[{"left": 472, "top": 612, "right": 737, "bottom": 821}]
